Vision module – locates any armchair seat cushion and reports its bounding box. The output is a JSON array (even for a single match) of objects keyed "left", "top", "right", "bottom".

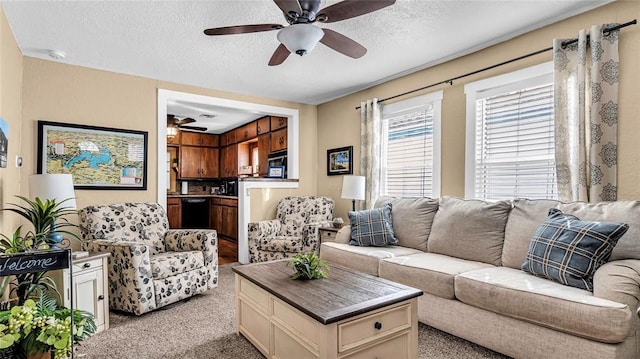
[
  {"left": 260, "top": 236, "right": 303, "bottom": 252},
  {"left": 150, "top": 251, "right": 205, "bottom": 280}
]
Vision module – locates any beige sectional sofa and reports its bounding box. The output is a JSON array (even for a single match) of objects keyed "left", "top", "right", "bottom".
[{"left": 319, "top": 197, "right": 640, "bottom": 359}]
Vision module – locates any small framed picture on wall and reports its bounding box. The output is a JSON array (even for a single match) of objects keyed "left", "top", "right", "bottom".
[
  {"left": 267, "top": 165, "right": 285, "bottom": 178},
  {"left": 327, "top": 146, "right": 353, "bottom": 176}
]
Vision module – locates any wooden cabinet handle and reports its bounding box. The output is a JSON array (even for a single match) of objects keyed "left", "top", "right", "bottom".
[
  {"left": 374, "top": 321, "right": 382, "bottom": 330},
  {"left": 279, "top": 137, "right": 285, "bottom": 145},
  {"left": 244, "top": 130, "right": 248, "bottom": 138},
  {"left": 83, "top": 263, "right": 91, "bottom": 268}
]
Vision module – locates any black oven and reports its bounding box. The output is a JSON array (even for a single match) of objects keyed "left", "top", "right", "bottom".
[{"left": 181, "top": 198, "right": 209, "bottom": 229}]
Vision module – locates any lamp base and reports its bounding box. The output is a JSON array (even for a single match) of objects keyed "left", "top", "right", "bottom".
[
  {"left": 46, "top": 232, "right": 63, "bottom": 249},
  {"left": 352, "top": 199, "right": 356, "bottom": 212}
]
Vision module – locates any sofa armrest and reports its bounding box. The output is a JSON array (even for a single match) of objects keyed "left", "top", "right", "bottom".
[
  {"left": 164, "top": 229, "right": 218, "bottom": 289},
  {"left": 594, "top": 259, "right": 640, "bottom": 314},
  {"left": 335, "top": 225, "right": 352, "bottom": 244},
  {"left": 301, "top": 221, "right": 334, "bottom": 252},
  {"left": 83, "top": 239, "right": 156, "bottom": 315},
  {"left": 247, "top": 220, "right": 282, "bottom": 262}
]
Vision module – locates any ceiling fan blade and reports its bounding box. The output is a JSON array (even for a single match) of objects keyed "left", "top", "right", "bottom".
[
  {"left": 273, "top": 0, "right": 302, "bottom": 15},
  {"left": 204, "top": 24, "right": 284, "bottom": 36},
  {"left": 320, "top": 29, "right": 367, "bottom": 58},
  {"left": 318, "top": 0, "right": 396, "bottom": 23},
  {"left": 179, "top": 125, "right": 208, "bottom": 132},
  {"left": 268, "top": 44, "right": 291, "bottom": 66},
  {"left": 176, "top": 118, "right": 196, "bottom": 125}
]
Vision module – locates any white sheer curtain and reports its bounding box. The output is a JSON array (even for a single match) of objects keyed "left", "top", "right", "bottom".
[
  {"left": 360, "top": 99, "right": 383, "bottom": 209},
  {"left": 554, "top": 24, "right": 620, "bottom": 202}
]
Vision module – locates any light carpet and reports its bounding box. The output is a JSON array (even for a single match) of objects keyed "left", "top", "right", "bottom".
[{"left": 77, "top": 263, "right": 509, "bottom": 359}]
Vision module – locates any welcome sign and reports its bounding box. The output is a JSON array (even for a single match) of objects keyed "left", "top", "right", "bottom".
[{"left": 0, "top": 249, "right": 70, "bottom": 276}]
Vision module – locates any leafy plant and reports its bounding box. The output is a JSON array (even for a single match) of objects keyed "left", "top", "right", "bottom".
[
  {"left": 4, "top": 196, "right": 80, "bottom": 246},
  {"left": 0, "top": 291, "right": 95, "bottom": 359},
  {"left": 287, "top": 252, "right": 329, "bottom": 280}
]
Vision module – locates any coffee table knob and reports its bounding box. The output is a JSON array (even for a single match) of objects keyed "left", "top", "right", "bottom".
[{"left": 374, "top": 321, "right": 382, "bottom": 330}]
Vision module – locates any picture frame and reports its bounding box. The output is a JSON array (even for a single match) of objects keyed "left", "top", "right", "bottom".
[
  {"left": 267, "top": 165, "right": 286, "bottom": 179},
  {"left": 37, "top": 121, "right": 148, "bottom": 190},
  {"left": 327, "top": 146, "right": 353, "bottom": 176}
]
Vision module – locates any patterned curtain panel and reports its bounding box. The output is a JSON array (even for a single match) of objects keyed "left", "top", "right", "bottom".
[
  {"left": 360, "top": 99, "right": 383, "bottom": 209},
  {"left": 554, "top": 24, "right": 620, "bottom": 202}
]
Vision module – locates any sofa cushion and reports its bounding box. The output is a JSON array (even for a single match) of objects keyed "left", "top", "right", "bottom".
[
  {"left": 455, "top": 267, "right": 633, "bottom": 343},
  {"left": 348, "top": 204, "right": 397, "bottom": 247},
  {"left": 319, "top": 242, "right": 422, "bottom": 276},
  {"left": 379, "top": 253, "right": 494, "bottom": 299},
  {"left": 427, "top": 197, "right": 511, "bottom": 266},
  {"left": 150, "top": 251, "right": 205, "bottom": 280},
  {"left": 374, "top": 197, "right": 439, "bottom": 251},
  {"left": 521, "top": 209, "right": 628, "bottom": 291},
  {"left": 502, "top": 198, "right": 561, "bottom": 269},
  {"left": 558, "top": 201, "right": 640, "bottom": 261}
]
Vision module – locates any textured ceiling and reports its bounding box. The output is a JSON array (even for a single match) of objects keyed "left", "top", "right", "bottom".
[{"left": 2, "top": 0, "right": 612, "bottom": 106}]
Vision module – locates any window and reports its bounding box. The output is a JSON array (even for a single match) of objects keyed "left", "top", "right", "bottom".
[
  {"left": 465, "top": 62, "right": 556, "bottom": 201},
  {"left": 381, "top": 91, "right": 442, "bottom": 198}
]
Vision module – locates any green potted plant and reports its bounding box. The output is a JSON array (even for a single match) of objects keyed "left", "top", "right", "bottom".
[
  {"left": 0, "top": 292, "right": 95, "bottom": 359},
  {"left": 287, "top": 252, "right": 329, "bottom": 280}
]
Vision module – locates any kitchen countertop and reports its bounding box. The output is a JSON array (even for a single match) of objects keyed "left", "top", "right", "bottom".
[{"left": 167, "top": 194, "right": 238, "bottom": 199}]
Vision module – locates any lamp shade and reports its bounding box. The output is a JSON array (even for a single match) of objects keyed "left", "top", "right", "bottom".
[
  {"left": 29, "top": 174, "right": 77, "bottom": 209},
  {"left": 277, "top": 24, "right": 324, "bottom": 56},
  {"left": 341, "top": 175, "right": 365, "bottom": 201}
]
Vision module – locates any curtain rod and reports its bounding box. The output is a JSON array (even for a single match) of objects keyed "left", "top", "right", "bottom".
[{"left": 355, "top": 19, "right": 637, "bottom": 110}]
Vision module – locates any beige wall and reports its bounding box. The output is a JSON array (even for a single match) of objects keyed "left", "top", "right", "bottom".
[
  {"left": 19, "top": 58, "right": 318, "bottom": 225},
  {"left": 318, "top": 0, "right": 640, "bottom": 219},
  {"left": 0, "top": 6, "right": 23, "bottom": 235}
]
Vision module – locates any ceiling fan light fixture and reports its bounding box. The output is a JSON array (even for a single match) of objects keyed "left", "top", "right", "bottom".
[
  {"left": 277, "top": 24, "right": 324, "bottom": 56},
  {"left": 167, "top": 126, "right": 178, "bottom": 138}
]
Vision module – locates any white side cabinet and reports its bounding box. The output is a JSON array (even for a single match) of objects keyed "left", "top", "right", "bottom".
[{"left": 52, "top": 253, "right": 110, "bottom": 333}]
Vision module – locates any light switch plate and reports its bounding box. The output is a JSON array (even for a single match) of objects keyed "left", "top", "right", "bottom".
[{"left": 15, "top": 156, "right": 22, "bottom": 167}]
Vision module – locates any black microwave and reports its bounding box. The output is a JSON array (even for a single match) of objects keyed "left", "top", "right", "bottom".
[{"left": 267, "top": 150, "right": 287, "bottom": 176}]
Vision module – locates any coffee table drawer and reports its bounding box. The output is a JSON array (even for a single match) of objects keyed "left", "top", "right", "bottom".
[
  {"left": 340, "top": 331, "right": 409, "bottom": 359},
  {"left": 238, "top": 277, "right": 269, "bottom": 313},
  {"left": 338, "top": 303, "right": 411, "bottom": 352}
]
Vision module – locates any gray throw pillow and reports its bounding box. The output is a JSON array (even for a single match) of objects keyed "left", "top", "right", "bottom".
[
  {"left": 521, "top": 209, "right": 629, "bottom": 291},
  {"left": 348, "top": 204, "right": 397, "bottom": 247}
]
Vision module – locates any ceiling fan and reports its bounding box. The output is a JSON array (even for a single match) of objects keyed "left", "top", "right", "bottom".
[
  {"left": 203, "top": 0, "right": 396, "bottom": 66},
  {"left": 167, "top": 115, "right": 207, "bottom": 132}
]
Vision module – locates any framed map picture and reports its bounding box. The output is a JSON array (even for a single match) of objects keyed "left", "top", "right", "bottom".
[
  {"left": 37, "top": 121, "right": 148, "bottom": 190},
  {"left": 327, "top": 146, "right": 353, "bottom": 176}
]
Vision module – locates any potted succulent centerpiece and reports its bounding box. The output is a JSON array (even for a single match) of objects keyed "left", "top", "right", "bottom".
[
  {"left": 287, "top": 252, "right": 329, "bottom": 280},
  {"left": 0, "top": 196, "right": 93, "bottom": 359}
]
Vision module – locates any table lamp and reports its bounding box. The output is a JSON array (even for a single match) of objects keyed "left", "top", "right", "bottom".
[
  {"left": 341, "top": 175, "right": 365, "bottom": 212},
  {"left": 29, "top": 174, "right": 77, "bottom": 248}
]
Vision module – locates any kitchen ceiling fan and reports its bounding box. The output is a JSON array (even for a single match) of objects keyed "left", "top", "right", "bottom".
[
  {"left": 203, "top": 0, "right": 396, "bottom": 66},
  {"left": 167, "top": 115, "right": 207, "bottom": 132}
]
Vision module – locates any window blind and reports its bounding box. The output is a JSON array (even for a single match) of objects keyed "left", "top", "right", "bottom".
[
  {"left": 382, "top": 106, "right": 434, "bottom": 198},
  {"left": 474, "top": 83, "right": 557, "bottom": 201}
]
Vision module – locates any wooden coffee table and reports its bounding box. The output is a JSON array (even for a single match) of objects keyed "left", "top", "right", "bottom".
[{"left": 233, "top": 260, "right": 423, "bottom": 359}]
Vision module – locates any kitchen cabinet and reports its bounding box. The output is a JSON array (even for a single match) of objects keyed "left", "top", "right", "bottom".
[
  {"left": 257, "top": 134, "right": 270, "bottom": 176},
  {"left": 220, "top": 131, "right": 237, "bottom": 147},
  {"left": 270, "top": 128, "right": 288, "bottom": 152},
  {"left": 180, "top": 146, "right": 219, "bottom": 179},
  {"left": 219, "top": 145, "right": 238, "bottom": 178},
  {"left": 256, "top": 116, "right": 271, "bottom": 135},
  {"left": 166, "top": 197, "right": 181, "bottom": 228},
  {"left": 166, "top": 131, "right": 181, "bottom": 145},
  {"left": 270, "top": 116, "right": 287, "bottom": 131},
  {"left": 180, "top": 132, "right": 219, "bottom": 147},
  {"left": 236, "top": 122, "right": 257, "bottom": 143},
  {"left": 210, "top": 197, "right": 238, "bottom": 241}
]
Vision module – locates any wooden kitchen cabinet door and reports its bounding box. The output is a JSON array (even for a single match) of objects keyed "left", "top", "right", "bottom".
[
  {"left": 179, "top": 146, "right": 202, "bottom": 178},
  {"left": 222, "top": 205, "right": 238, "bottom": 240},
  {"left": 270, "top": 116, "right": 287, "bottom": 131},
  {"left": 258, "top": 134, "right": 270, "bottom": 176},
  {"left": 201, "top": 147, "right": 219, "bottom": 178},
  {"left": 237, "top": 122, "right": 257, "bottom": 142},
  {"left": 270, "top": 128, "right": 288, "bottom": 152},
  {"left": 256, "top": 116, "right": 270, "bottom": 135},
  {"left": 210, "top": 200, "right": 223, "bottom": 233},
  {"left": 167, "top": 198, "right": 181, "bottom": 229}
]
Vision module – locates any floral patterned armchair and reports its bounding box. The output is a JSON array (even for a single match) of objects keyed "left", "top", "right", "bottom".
[
  {"left": 78, "top": 203, "right": 218, "bottom": 315},
  {"left": 248, "top": 196, "right": 335, "bottom": 263}
]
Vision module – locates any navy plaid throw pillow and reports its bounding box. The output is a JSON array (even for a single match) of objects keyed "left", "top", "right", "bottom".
[
  {"left": 348, "top": 204, "right": 397, "bottom": 247},
  {"left": 521, "top": 208, "right": 629, "bottom": 291}
]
